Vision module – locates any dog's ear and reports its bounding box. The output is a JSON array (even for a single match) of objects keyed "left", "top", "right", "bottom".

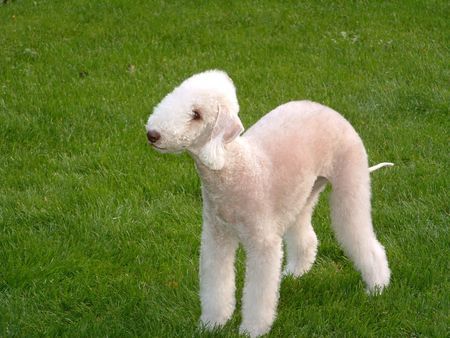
[{"left": 198, "top": 105, "right": 244, "bottom": 170}]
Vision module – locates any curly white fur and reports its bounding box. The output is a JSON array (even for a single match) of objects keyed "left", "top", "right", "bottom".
[{"left": 146, "top": 70, "right": 392, "bottom": 337}]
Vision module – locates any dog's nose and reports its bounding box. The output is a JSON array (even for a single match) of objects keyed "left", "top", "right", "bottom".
[{"left": 147, "top": 130, "right": 161, "bottom": 143}]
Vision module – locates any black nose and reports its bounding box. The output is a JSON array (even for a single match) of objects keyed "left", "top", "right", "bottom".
[{"left": 147, "top": 130, "right": 161, "bottom": 143}]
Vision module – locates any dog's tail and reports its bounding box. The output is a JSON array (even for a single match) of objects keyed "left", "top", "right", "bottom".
[{"left": 369, "top": 162, "right": 394, "bottom": 173}]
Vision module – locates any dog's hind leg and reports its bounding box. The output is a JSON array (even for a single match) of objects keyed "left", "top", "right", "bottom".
[
  {"left": 329, "top": 147, "right": 390, "bottom": 293},
  {"left": 283, "top": 177, "right": 327, "bottom": 277}
]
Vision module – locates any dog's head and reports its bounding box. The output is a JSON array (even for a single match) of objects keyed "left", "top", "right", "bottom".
[{"left": 146, "top": 70, "right": 244, "bottom": 170}]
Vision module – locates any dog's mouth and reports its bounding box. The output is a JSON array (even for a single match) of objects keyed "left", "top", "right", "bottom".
[
  {"left": 150, "top": 143, "right": 174, "bottom": 154},
  {"left": 150, "top": 143, "right": 186, "bottom": 155},
  {"left": 151, "top": 144, "right": 165, "bottom": 150}
]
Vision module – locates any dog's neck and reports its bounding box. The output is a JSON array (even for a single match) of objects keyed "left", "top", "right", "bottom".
[{"left": 193, "top": 137, "right": 255, "bottom": 194}]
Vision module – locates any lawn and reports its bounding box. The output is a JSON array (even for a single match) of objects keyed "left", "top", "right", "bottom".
[{"left": 0, "top": 0, "right": 448, "bottom": 336}]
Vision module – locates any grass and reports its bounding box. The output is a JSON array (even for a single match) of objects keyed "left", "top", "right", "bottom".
[{"left": 0, "top": 0, "right": 448, "bottom": 336}]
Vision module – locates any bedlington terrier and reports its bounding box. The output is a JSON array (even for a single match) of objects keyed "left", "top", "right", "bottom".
[{"left": 146, "top": 70, "right": 392, "bottom": 337}]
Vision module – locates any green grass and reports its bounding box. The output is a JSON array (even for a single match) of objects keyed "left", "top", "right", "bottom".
[{"left": 1, "top": 0, "right": 448, "bottom": 336}]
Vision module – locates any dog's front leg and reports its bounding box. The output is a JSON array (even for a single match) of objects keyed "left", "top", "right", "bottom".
[
  {"left": 240, "top": 235, "right": 283, "bottom": 337},
  {"left": 199, "top": 223, "right": 238, "bottom": 330}
]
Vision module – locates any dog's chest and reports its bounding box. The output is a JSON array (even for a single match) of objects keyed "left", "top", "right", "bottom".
[
  {"left": 203, "top": 183, "right": 260, "bottom": 227},
  {"left": 209, "top": 193, "right": 242, "bottom": 225}
]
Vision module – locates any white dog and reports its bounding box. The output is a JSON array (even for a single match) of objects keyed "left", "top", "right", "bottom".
[{"left": 146, "top": 70, "right": 392, "bottom": 337}]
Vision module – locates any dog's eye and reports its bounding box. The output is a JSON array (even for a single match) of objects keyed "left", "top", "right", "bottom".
[{"left": 192, "top": 109, "right": 201, "bottom": 120}]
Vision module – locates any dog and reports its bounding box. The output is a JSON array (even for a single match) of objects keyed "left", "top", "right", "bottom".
[{"left": 146, "top": 70, "right": 392, "bottom": 337}]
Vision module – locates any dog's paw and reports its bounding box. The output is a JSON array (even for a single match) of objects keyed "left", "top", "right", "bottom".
[
  {"left": 363, "top": 248, "right": 391, "bottom": 295},
  {"left": 282, "top": 261, "right": 314, "bottom": 278},
  {"left": 199, "top": 313, "right": 230, "bottom": 331},
  {"left": 239, "top": 322, "right": 272, "bottom": 338},
  {"left": 365, "top": 276, "right": 390, "bottom": 295}
]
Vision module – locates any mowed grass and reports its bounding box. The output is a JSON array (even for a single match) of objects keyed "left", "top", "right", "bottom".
[{"left": 1, "top": 0, "right": 448, "bottom": 336}]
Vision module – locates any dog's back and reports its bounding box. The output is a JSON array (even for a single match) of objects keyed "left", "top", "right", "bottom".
[{"left": 243, "top": 100, "right": 361, "bottom": 179}]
